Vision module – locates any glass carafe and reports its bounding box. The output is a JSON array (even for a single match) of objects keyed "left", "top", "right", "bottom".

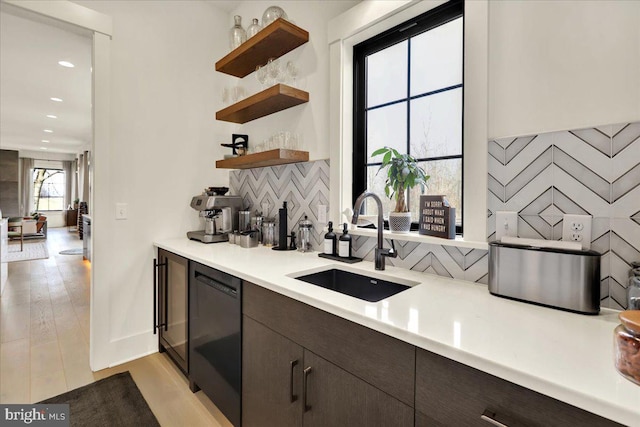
[{"left": 229, "top": 15, "right": 247, "bottom": 50}]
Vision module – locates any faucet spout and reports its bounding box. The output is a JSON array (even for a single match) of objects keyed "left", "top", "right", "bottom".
[{"left": 352, "top": 192, "right": 397, "bottom": 270}]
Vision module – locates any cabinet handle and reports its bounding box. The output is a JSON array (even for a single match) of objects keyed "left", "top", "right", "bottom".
[
  {"left": 480, "top": 410, "right": 510, "bottom": 427},
  {"left": 289, "top": 360, "right": 298, "bottom": 402},
  {"left": 153, "top": 258, "right": 167, "bottom": 334},
  {"left": 163, "top": 260, "right": 169, "bottom": 331},
  {"left": 153, "top": 258, "right": 160, "bottom": 334},
  {"left": 303, "top": 366, "right": 312, "bottom": 412}
]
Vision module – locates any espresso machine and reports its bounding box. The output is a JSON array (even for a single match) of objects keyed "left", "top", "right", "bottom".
[{"left": 187, "top": 194, "right": 243, "bottom": 243}]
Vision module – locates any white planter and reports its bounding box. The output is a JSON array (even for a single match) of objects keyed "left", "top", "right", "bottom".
[{"left": 388, "top": 211, "right": 412, "bottom": 233}]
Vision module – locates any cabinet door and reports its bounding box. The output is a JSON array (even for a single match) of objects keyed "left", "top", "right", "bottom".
[
  {"left": 243, "top": 316, "right": 304, "bottom": 427},
  {"left": 302, "top": 349, "right": 413, "bottom": 427},
  {"left": 157, "top": 248, "right": 189, "bottom": 373}
]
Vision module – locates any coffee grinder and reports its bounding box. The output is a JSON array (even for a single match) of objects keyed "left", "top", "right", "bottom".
[{"left": 187, "top": 194, "right": 243, "bottom": 243}]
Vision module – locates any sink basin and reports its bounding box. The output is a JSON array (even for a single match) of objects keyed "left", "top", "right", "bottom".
[{"left": 291, "top": 267, "right": 416, "bottom": 302}]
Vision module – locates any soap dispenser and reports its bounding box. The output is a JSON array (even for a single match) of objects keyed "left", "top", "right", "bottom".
[
  {"left": 338, "top": 223, "right": 352, "bottom": 258},
  {"left": 324, "top": 221, "right": 337, "bottom": 256}
]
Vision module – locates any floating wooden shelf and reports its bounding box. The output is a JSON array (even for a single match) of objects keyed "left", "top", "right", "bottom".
[
  {"left": 216, "top": 149, "right": 309, "bottom": 169},
  {"left": 216, "top": 84, "right": 308, "bottom": 124},
  {"left": 216, "top": 19, "right": 309, "bottom": 78}
]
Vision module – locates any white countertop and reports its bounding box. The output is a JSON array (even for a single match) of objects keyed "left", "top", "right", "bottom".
[{"left": 154, "top": 237, "right": 640, "bottom": 426}]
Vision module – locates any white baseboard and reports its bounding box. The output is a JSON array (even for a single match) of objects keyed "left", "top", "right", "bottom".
[{"left": 96, "top": 330, "right": 159, "bottom": 371}]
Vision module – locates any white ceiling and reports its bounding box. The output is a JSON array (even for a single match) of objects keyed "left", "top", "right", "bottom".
[{"left": 0, "top": 5, "right": 92, "bottom": 154}]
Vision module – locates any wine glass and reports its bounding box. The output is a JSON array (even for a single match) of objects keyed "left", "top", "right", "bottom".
[
  {"left": 255, "top": 65, "right": 267, "bottom": 88},
  {"left": 286, "top": 61, "right": 298, "bottom": 87},
  {"left": 267, "top": 58, "right": 279, "bottom": 86}
]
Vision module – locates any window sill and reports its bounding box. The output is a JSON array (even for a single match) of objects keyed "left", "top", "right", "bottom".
[{"left": 349, "top": 227, "right": 488, "bottom": 250}]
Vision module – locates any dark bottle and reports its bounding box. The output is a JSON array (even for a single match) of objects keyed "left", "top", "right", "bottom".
[
  {"left": 324, "top": 221, "right": 337, "bottom": 255},
  {"left": 338, "top": 222, "right": 352, "bottom": 258},
  {"left": 275, "top": 201, "right": 288, "bottom": 250}
]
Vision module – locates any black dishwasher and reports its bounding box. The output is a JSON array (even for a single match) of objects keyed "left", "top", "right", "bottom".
[{"left": 189, "top": 261, "right": 241, "bottom": 427}]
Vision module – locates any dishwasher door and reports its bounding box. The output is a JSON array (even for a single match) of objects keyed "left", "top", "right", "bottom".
[{"left": 189, "top": 261, "right": 242, "bottom": 427}]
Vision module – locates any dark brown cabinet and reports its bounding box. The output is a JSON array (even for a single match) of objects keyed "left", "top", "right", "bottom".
[
  {"left": 243, "top": 316, "right": 304, "bottom": 427},
  {"left": 302, "top": 349, "right": 413, "bottom": 427},
  {"left": 154, "top": 248, "right": 189, "bottom": 374},
  {"left": 65, "top": 209, "right": 78, "bottom": 229},
  {"left": 242, "top": 283, "right": 414, "bottom": 427},
  {"left": 415, "top": 348, "right": 622, "bottom": 427}
]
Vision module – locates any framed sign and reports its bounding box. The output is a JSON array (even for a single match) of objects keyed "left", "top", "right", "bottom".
[{"left": 419, "top": 195, "right": 456, "bottom": 239}]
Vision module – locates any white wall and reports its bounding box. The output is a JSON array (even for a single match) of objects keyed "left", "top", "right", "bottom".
[
  {"left": 73, "top": 0, "right": 230, "bottom": 367},
  {"left": 488, "top": 0, "right": 640, "bottom": 139},
  {"left": 223, "top": 1, "right": 359, "bottom": 161}
]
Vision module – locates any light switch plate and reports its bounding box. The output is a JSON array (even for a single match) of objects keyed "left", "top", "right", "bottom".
[
  {"left": 495, "top": 211, "right": 518, "bottom": 241},
  {"left": 562, "top": 214, "right": 592, "bottom": 249},
  {"left": 116, "top": 203, "right": 128, "bottom": 220}
]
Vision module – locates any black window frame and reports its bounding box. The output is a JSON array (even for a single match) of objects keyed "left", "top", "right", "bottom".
[{"left": 352, "top": 0, "right": 464, "bottom": 233}]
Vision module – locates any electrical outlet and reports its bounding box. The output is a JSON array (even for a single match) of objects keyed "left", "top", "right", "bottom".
[
  {"left": 562, "top": 214, "right": 591, "bottom": 249},
  {"left": 317, "top": 204, "right": 327, "bottom": 225},
  {"left": 495, "top": 211, "right": 518, "bottom": 241}
]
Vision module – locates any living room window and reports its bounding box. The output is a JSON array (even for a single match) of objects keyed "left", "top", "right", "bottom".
[
  {"left": 352, "top": 0, "right": 464, "bottom": 232},
  {"left": 32, "top": 168, "right": 65, "bottom": 211}
]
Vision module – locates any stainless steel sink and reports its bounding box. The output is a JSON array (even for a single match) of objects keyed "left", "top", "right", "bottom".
[{"left": 290, "top": 267, "right": 418, "bottom": 302}]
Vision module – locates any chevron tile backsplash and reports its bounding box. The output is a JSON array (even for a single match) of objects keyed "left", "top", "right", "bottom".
[
  {"left": 488, "top": 121, "right": 640, "bottom": 310},
  {"left": 229, "top": 160, "right": 330, "bottom": 251},
  {"left": 228, "top": 121, "right": 639, "bottom": 311},
  {"left": 352, "top": 237, "right": 489, "bottom": 284}
]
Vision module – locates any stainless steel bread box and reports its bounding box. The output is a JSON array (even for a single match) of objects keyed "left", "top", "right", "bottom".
[{"left": 488, "top": 241, "right": 601, "bottom": 314}]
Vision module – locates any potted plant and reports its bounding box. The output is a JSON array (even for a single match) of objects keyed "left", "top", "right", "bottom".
[
  {"left": 74, "top": 198, "right": 79, "bottom": 209},
  {"left": 372, "top": 146, "right": 429, "bottom": 233}
]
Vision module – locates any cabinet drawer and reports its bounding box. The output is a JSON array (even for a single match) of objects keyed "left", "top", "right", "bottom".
[
  {"left": 415, "top": 348, "right": 622, "bottom": 427},
  {"left": 243, "top": 282, "right": 415, "bottom": 406}
]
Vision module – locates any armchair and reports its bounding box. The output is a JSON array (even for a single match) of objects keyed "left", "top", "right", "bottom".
[
  {"left": 7, "top": 217, "right": 23, "bottom": 251},
  {"left": 22, "top": 214, "right": 48, "bottom": 239}
]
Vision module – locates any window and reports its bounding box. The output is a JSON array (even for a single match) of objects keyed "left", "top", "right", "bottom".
[
  {"left": 353, "top": 0, "right": 464, "bottom": 232},
  {"left": 33, "top": 168, "right": 65, "bottom": 211}
]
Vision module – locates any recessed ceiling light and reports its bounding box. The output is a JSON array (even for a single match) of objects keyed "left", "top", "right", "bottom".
[
  {"left": 46, "top": 115, "right": 57, "bottom": 119},
  {"left": 50, "top": 97, "right": 63, "bottom": 102},
  {"left": 42, "top": 140, "right": 50, "bottom": 143},
  {"left": 58, "top": 61, "right": 75, "bottom": 68},
  {"left": 43, "top": 129, "right": 53, "bottom": 133},
  {"left": 40, "top": 147, "right": 48, "bottom": 150}
]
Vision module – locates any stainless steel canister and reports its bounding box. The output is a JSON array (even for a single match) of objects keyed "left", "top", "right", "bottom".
[{"left": 238, "top": 210, "right": 251, "bottom": 232}]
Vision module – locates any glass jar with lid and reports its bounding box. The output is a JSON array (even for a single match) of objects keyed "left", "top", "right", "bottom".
[
  {"left": 614, "top": 310, "right": 640, "bottom": 386},
  {"left": 263, "top": 220, "right": 277, "bottom": 247},
  {"left": 297, "top": 215, "right": 313, "bottom": 252},
  {"left": 629, "top": 264, "right": 640, "bottom": 310}
]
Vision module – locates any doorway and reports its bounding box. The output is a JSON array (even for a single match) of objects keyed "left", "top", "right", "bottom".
[{"left": 0, "top": 0, "right": 111, "bottom": 372}]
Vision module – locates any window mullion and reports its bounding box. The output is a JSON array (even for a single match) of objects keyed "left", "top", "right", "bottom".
[{"left": 406, "top": 36, "right": 412, "bottom": 211}]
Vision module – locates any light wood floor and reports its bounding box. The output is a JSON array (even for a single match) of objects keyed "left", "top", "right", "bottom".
[{"left": 0, "top": 228, "right": 231, "bottom": 427}]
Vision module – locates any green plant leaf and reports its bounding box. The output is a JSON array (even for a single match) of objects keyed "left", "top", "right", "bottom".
[
  {"left": 382, "top": 151, "right": 391, "bottom": 165},
  {"left": 371, "top": 147, "right": 388, "bottom": 157}
]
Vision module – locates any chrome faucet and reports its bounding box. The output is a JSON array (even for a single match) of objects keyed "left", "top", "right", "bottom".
[{"left": 352, "top": 192, "right": 397, "bottom": 270}]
